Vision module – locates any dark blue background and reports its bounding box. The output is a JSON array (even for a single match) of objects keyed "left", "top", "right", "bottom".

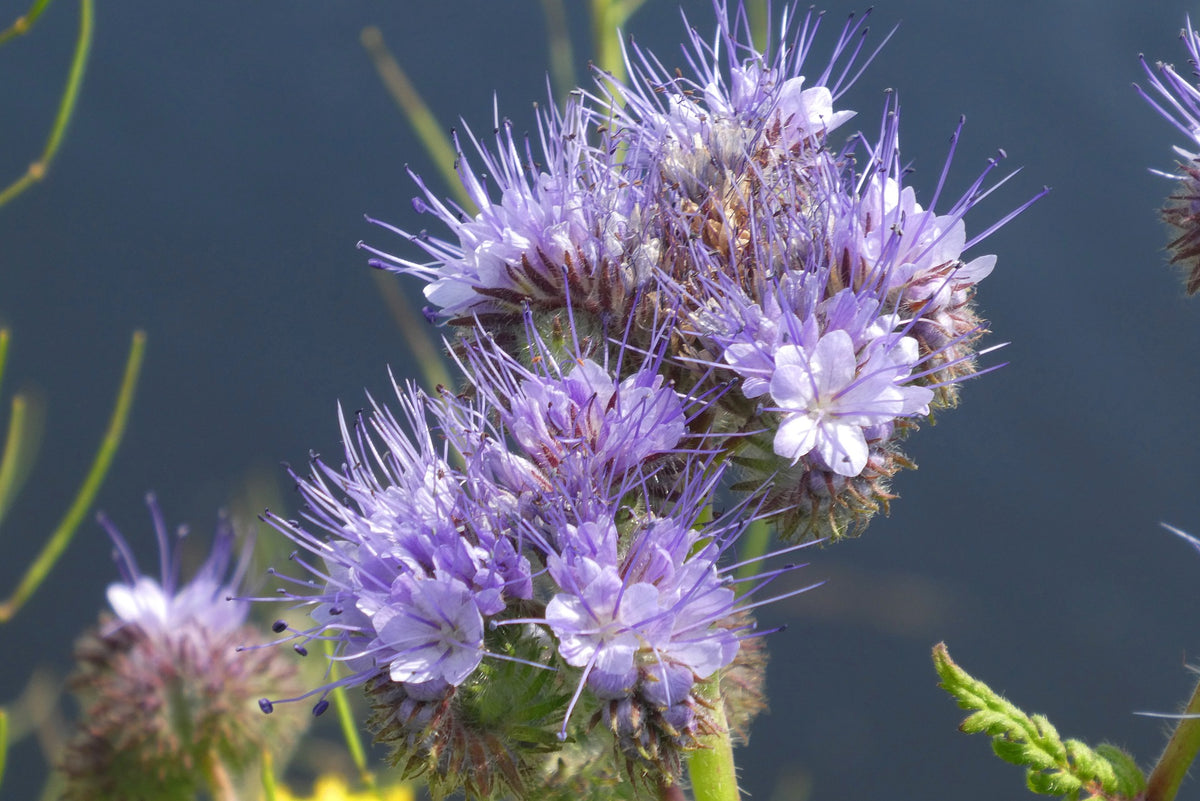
[{"left": 3, "top": 2, "right": 1200, "bottom": 799}]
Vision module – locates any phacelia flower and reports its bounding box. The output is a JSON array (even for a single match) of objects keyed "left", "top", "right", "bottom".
[
  {"left": 613, "top": 10, "right": 1038, "bottom": 538},
  {"left": 769, "top": 329, "right": 933, "bottom": 476},
  {"left": 258, "top": 324, "right": 808, "bottom": 793},
  {"left": 1137, "top": 18, "right": 1200, "bottom": 294},
  {"left": 362, "top": 98, "right": 657, "bottom": 345},
  {"left": 61, "top": 495, "right": 304, "bottom": 801}
]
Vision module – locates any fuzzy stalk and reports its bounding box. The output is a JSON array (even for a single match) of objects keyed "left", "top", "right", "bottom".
[
  {"left": 1146, "top": 674, "right": 1200, "bottom": 801},
  {"left": 686, "top": 675, "right": 739, "bottom": 801}
]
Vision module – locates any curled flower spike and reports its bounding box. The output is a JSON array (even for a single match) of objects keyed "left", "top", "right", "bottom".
[{"left": 1137, "top": 19, "right": 1200, "bottom": 294}]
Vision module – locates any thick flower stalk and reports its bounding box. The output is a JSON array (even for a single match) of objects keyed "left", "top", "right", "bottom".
[
  {"left": 1137, "top": 18, "right": 1200, "bottom": 295},
  {"left": 61, "top": 496, "right": 304, "bottom": 801}
]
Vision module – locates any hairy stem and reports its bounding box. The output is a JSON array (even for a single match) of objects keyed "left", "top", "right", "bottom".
[
  {"left": 1145, "top": 674, "right": 1200, "bottom": 801},
  {"left": 686, "top": 675, "right": 739, "bottom": 801}
]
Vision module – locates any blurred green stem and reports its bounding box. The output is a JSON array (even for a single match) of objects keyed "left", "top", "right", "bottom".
[
  {"left": 734, "top": 518, "right": 771, "bottom": 586},
  {"left": 360, "top": 26, "right": 471, "bottom": 213},
  {"left": 686, "top": 676, "right": 739, "bottom": 801},
  {"left": 589, "top": 0, "right": 645, "bottom": 88},
  {"left": 0, "top": 0, "right": 54, "bottom": 45},
  {"left": 326, "top": 639, "right": 384, "bottom": 798},
  {"left": 0, "top": 0, "right": 93, "bottom": 208},
  {"left": 1145, "top": 675, "right": 1200, "bottom": 801},
  {"left": 370, "top": 270, "right": 452, "bottom": 393},
  {"left": 0, "top": 708, "right": 7, "bottom": 795},
  {"left": 539, "top": 0, "right": 577, "bottom": 102},
  {"left": 0, "top": 330, "right": 145, "bottom": 623},
  {"left": 0, "top": 392, "right": 44, "bottom": 529},
  {"left": 746, "top": 0, "right": 768, "bottom": 53}
]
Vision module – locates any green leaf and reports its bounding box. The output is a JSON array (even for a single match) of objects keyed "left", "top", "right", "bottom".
[
  {"left": 933, "top": 642, "right": 1147, "bottom": 799},
  {"left": 1095, "top": 744, "right": 1146, "bottom": 797}
]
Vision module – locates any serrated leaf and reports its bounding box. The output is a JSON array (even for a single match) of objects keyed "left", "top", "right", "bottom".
[{"left": 934, "top": 643, "right": 1144, "bottom": 799}]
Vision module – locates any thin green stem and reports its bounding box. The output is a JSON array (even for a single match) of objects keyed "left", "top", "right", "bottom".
[
  {"left": 0, "top": 0, "right": 55, "bottom": 46},
  {"left": 686, "top": 675, "right": 740, "bottom": 801},
  {"left": 1145, "top": 674, "right": 1200, "bottom": 801},
  {"left": 589, "top": 0, "right": 645, "bottom": 89},
  {"left": 0, "top": 330, "right": 145, "bottom": 623},
  {"left": 0, "top": 393, "right": 44, "bottom": 529},
  {"left": 746, "top": 0, "right": 769, "bottom": 54},
  {"left": 360, "top": 26, "right": 472, "bottom": 214},
  {"left": 369, "top": 270, "right": 452, "bottom": 394},
  {"left": 734, "top": 518, "right": 771, "bottom": 585},
  {"left": 0, "top": 330, "right": 10, "bottom": 398},
  {"left": 260, "top": 748, "right": 279, "bottom": 801},
  {"left": 325, "top": 639, "right": 382, "bottom": 797},
  {"left": 0, "top": 0, "right": 93, "bottom": 208},
  {"left": 539, "top": 0, "right": 577, "bottom": 104},
  {"left": 0, "top": 708, "right": 7, "bottom": 794}
]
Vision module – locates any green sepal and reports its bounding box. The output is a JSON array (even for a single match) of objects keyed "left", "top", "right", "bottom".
[{"left": 933, "top": 643, "right": 1146, "bottom": 800}]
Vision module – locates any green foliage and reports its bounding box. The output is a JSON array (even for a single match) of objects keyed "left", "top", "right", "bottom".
[{"left": 933, "top": 643, "right": 1146, "bottom": 800}]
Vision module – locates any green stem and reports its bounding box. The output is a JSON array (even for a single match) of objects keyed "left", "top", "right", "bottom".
[
  {"left": 734, "top": 518, "right": 771, "bottom": 585},
  {"left": 0, "top": 0, "right": 93, "bottom": 208},
  {"left": 1145, "top": 674, "right": 1200, "bottom": 801},
  {"left": 0, "top": 707, "right": 7, "bottom": 794},
  {"left": 325, "top": 639, "right": 383, "bottom": 798},
  {"left": 686, "top": 675, "right": 740, "bottom": 801},
  {"left": 360, "top": 26, "right": 471, "bottom": 213},
  {"left": 0, "top": 0, "right": 55, "bottom": 46},
  {"left": 369, "top": 270, "right": 452, "bottom": 394},
  {"left": 539, "top": 0, "right": 577, "bottom": 104},
  {"left": 0, "top": 330, "right": 145, "bottom": 623}
]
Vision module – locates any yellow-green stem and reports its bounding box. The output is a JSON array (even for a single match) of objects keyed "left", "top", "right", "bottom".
[
  {"left": 0, "top": 0, "right": 92, "bottom": 207},
  {"left": 360, "top": 26, "right": 472, "bottom": 214},
  {"left": 325, "top": 639, "right": 383, "bottom": 797},
  {"left": 0, "top": 394, "right": 39, "bottom": 529},
  {"left": 1145, "top": 673, "right": 1200, "bottom": 801},
  {"left": 686, "top": 675, "right": 740, "bottom": 801},
  {"left": 369, "top": 270, "right": 452, "bottom": 394},
  {"left": 539, "top": 0, "right": 577, "bottom": 103},
  {"left": 0, "top": 0, "right": 55, "bottom": 45},
  {"left": 0, "top": 707, "right": 7, "bottom": 793},
  {"left": 0, "top": 330, "right": 145, "bottom": 622}
]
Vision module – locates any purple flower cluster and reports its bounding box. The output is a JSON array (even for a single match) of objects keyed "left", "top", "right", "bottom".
[
  {"left": 367, "top": 4, "right": 1037, "bottom": 541},
  {"left": 263, "top": 0, "right": 1034, "bottom": 792},
  {"left": 62, "top": 498, "right": 303, "bottom": 800},
  {"left": 1137, "top": 18, "right": 1200, "bottom": 294}
]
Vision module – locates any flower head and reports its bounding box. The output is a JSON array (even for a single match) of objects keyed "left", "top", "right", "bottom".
[{"left": 61, "top": 496, "right": 303, "bottom": 801}]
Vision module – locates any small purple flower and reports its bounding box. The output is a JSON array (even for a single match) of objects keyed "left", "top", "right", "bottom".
[
  {"left": 256, "top": 385, "right": 535, "bottom": 713},
  {"left": 374, "top": 573, "right": 485, "bottom": 686},
  {"left": 101, "top": 494, "right": 250, "bottom": 641},
  {"left": 362, "top": 99, "right": 655, "bottom": 328},
  {"left": 770, "top": 330, "right": 932, "bottom": 476}
]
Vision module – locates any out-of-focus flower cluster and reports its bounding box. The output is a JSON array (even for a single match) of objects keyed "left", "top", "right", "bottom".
[
  {"left": 61, "top": 497, "right": 305, "bottom": 801},
  {"left": 256, "top": 1, "right": 1031, "bottom": 797}
]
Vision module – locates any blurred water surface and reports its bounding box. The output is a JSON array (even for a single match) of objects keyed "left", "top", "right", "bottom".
[{"left": 3, "top": 2, "right": 1200, "bottom": 799}]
